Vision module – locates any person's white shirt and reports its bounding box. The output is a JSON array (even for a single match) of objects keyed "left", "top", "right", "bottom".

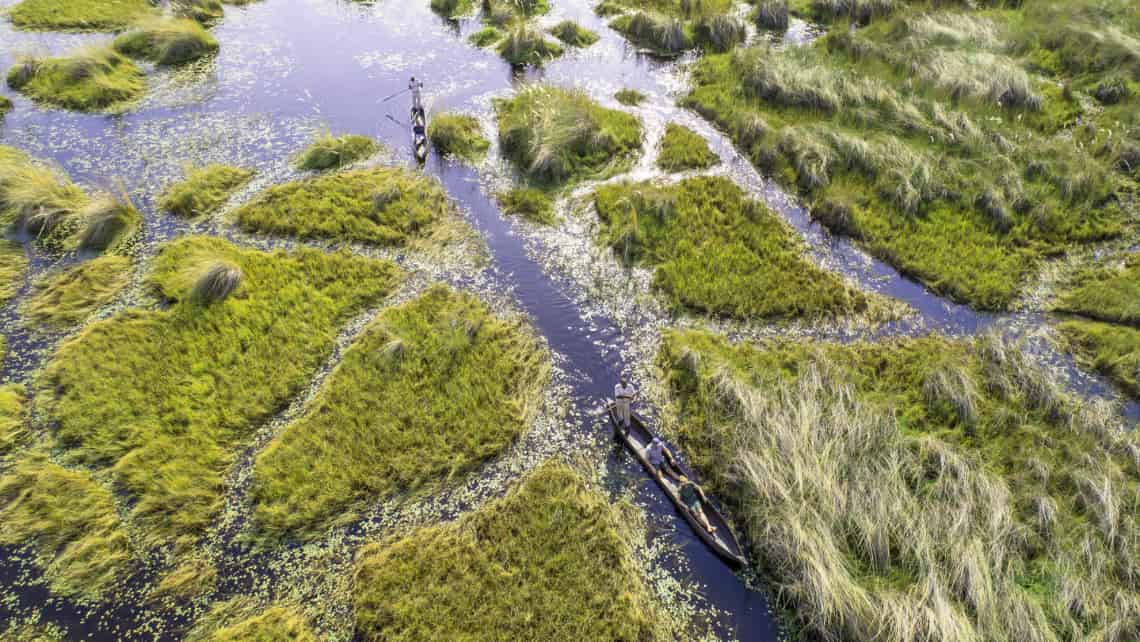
[{"left": 614, "top": 383, "right": 637, "bottom": 399}]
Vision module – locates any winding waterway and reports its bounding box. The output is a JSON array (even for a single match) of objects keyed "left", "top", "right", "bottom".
[{"left": 0, "top": 0, "right": 1135, "bottom": 639}]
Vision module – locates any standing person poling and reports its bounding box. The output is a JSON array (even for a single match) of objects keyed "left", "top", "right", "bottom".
[
  {"left": 614, "top": 375, "right": 638, "bottom": 432},
  {"left": 408, "top": 76, "right": 424, "bottom": 110}
]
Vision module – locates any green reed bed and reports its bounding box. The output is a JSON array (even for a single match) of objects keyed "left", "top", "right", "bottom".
[
  {"left": 0, "top": 456, "right": 132, "bottom": 601},
  {"left": 427, "top": 113, "right": 489, "bottom": 162},
  {"left": 233, "top": 167, "right": 455, "bottom": 245},
  {"left": 251, "top": 285, "right": 549, "bottom": 540},
  {"left": 113, "top": 18, "right": 220, "bottom": 67},
  {"left": 1, "top": 240, "right": 27, "bottom": 305},
  {"left": 594, "top": 176, "right": 870, "bottom": 318},
  {"left": 25, "top": 256, "right": 132, "bottom": 329},
  {"left": 7, "top": 0, "right": 156, "bottom": 31},
  {"left": 0, "top": 146, "right": 89, "bottom": 247},
  {"left": 496, "top": 24, "right": 564, "bottom": 67},
  {"left": 497, "top": 85, "right": 642, "bottom": 187},
  {"left": 683, "top": 27, "right": 1126, "bottom": 308},
  {"left": 7, "top": 47, "right": 146, "bottom": 112},
  {"left": 0, "top": 384, "right": 26, "bottom": 454},
  {"left": 550, "top": 20, "right": 599, "bottom": 47},
  {"left": 295, "top": 133, "right": 379, "bottom": 171},
  {"left": 38, "top": 237, "right": 401, "bottom": 556},
  {"left": 605, "top": 0, "right": 743, "bottom": 55},
  {"left": 656, "top": 122, "right": 718, "bottom": 172},
  {"left": 659, "top": 328, "right": 1139, "bottom": 642},
  {"left": 353, "top": 462, "right": 663, "bottom": 641},
  {"left": 160, "top": 165, "right": 255, "bottom": 218},
  {"left": 497, "top": 187, "right": 556, "bottom": 225}
]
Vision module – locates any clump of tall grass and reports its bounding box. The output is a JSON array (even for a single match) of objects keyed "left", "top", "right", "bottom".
[
  {"left": 250, "top": 286, "right": 549, "bottom": 539},
  {"left": 159, "top": 164, "right": 254, "bottom": 218},
  {"left": 0, "top": 384, "right": 27, "bottom": 454},
  {"left": 430, "top": 0, "right": 473, "bottom": 18},
  {"left": 1054, "top": 253, "right": 1140, "bottom": 326},
  {"left": 549, "top": 20, "right": 599, "bottom": 47},
  {"left": 0, "top": 145, "right": 88, "bottom": 242},
  {"left": 296, "top": 133, "right": 378, "bottom": 171},
  {"left": 912, "top": 50, "right": 1042, "bottom": 110},
  {"left": 610, "top": 12, "right": 690, "bottom": 55},
  {"left": 77, "top": 195, "right": 141, "bottom": 251},
  {"left": 810, "top": 0, "right": 899, "bottom": 25},
  {"left": 496, "top": 85, "right": 642, "bottom": 186},
  {"left": 26, "top": 256, "right": 132, "bottom": 328},
  {"left": 497, "top": 24, "right": 564, "bottom": 67},
  {"left": 184, "top": 599, "right": 318, "bottom": 642},
  {"left": 174, "top": 0, "right": 225, "bottom": 24},
  {"left": 615, "top": 88, "right": 646, "bottom": 105},
  {"left": 481, "top": 0, "right": 549, "bottom": 19},
  {"left": 6, "top": 47, "right": 145, "bottom": 112},
  {"left": 191, "top": 260, "right": 242, "bottom": 303},
  {"left": 656, "top": 122, "right": 718, "bottom": 171},
  {"left": 353, "top": 463, "right": 664, "bottom": 641},
  {"left": 8, "top": 0, "right": 156, "bottom": 30},
  {"left": 468, "top": 26, "right": 502, "bottom": 47},
  {"left": 427, "top": 112, "right": 490, "bottom": 162},
  {"left": 754, "top": 0, "right": 788, "bottom": 31},
  {"left": 0, "top": 95, "right": 11, "bottom": 115},
  {"left": 1057, "top": 320, "right": 1140, "bottom": 398},
  {"left": 0, "top": 241, "right": 27, "bottom": 307},
  {"left": 692, "top": 14, "right": 744, "bottom": 53},
  {"left": 496, "top": 187, "right": 556, "bottom": 225},
  {"left": 113, "top": 18, "right": 219, "bottom": 66}
]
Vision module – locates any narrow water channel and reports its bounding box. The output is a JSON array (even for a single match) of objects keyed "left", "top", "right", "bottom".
[{"left": 0, "top": 0, "right": 1135, "bottom": 639}]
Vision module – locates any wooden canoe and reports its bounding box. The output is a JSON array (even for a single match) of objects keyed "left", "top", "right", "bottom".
[
  {"left": 411, "top": 106, "right": 428, "bottom": 163},
  {"left": 608, "top": 406, "right": 747, "bottom": 567}
]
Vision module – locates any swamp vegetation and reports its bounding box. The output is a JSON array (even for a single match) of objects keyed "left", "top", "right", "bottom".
[
  {"left": 6, "top": 47, "right": 146, "bottom": 112},
  {"left": 427, "top": 112, "right": 490, "bottom": 162},
  {"left": 295, "top": 133, "right": 380, "bottom": 172},
  {"left": 159, "top": 165, "right": 255, "bottom": 218},
  {"left": 25, "top": 256, "right": 132, "bottom": 329},
  {"left": 656, "top": 122, "right": 719, "bottom": 172}
]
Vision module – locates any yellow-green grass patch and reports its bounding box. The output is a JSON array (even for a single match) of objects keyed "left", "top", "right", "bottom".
[
  {"left": 496, "top": 85, "right": 642, "bottom": 188},
  {"left": 595, "top": 176, "right": 869, "bottom": 319},
  {"left": 25, "top": 256, "right": 132, "bottom": 329},
  {"left": 497, "top": 187, "right": 556, "bottom": 225},
  {"left": 656, "top": 122, "right": 718, "bottom": 172},
  {"left": 38, "top": 236, "right": 402, "bottom": 554},
  {"left": 1057, "top": 319, "right": 1140, "bottom": 398},
  {"left": 0, "top": 456, "right": 132, "bottom": 601},
  {"left": 1, "top": 240, "right": 28, "bottom": 305},
  {"left": 353, "top": 462, "right": 661, "bottom": 641},
  {"left": 427, "top": 113, "right": 490, "bottom": 162},
  {"left": 496, "top": 24, "right": 564, "bottom": 67},
  {"left": 295, "top": 133, "right": 379, "bottom": 172},
  {"left": 0, "top": 146, "right": 88, "bottom": 246},
  {"left": 6, "top": 47, "right": 146, "bottom": 112},
  {"left": 233, "top": 167, "right": 456, "bottom": 246},
  {"left": 8, "top": 0, "right": 156, "bottom": 31},
  {"left": 615, "top": 88, "right": 646, "bottom": 106},
  {"left": 0, "top": 95, "right": 11, "bottom": 114},
  {"left": 430, "top": 0, "right": 474, "bottom": 19},
  {"left": 185, "top": 598, "right": 318, "bottom": 642},
  {"left": 1055, "top": 253, "right": 1140, "bottom": 327},
  {"left": 113, "top": 18, "right": 220, "bottom": 67},
  {"left": 175, "top": 0, "right": 225, "bottom": 24},
  {"left": 160, "top": 165, "right": 255, "bottom": 218},
  {"left": 0, "top": 384, "right": 27, "bottom": 454},
  {"left": 251, "top": 285, "right": 549, "bottom": 540},
  {"left": 549, "top": 20, "right": 599, "bottom": 47},
  {"left": 658, "top": 329, "right": 1139, "bottom": 641}
]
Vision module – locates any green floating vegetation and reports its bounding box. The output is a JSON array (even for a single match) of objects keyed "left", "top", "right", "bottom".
[
  {"left": 39, "top": 237, "right": 401, "bottom": 554},
  {"left": 497, "top": 24, "right": 564, "bottom": 67},
  {"left": 1, "top": 240, "right": 28, "bottom": 305},
  {"left": 160, "top": 164, "right": 255, "bottom": 218},
  {"left": 0, "top": 456, "right": 132, "bottom": 601},
  {"left": 468, "top": 26, "right": 502, "bottom": 47},
  {"left": 683, "top": 14, "right": 1128, "bottom": 309},
  {"left": 295, "top": 133, "right": 379, "bottom": 172},
  {"left": 26, "top": 256, "right": 132, "bottom": 329},
  {"left": 354, "top": 462, "right": 661, "bottom": 641},
  {"left": 0, "top": 146, "right": 89, "bottom": 246},
  {"left": 497, "top": 187, "right": 556, "bottom": 225},
  {"left": 595, "top": 176, "right": 868, "bottom": 319},
  {"left": 659, "top": 329, "right": 1140, "bottom": 642},
  {"left": 614, "top": 88, "right": 646, "bottom": 106},
  {"left": 497, "top": 85, "right": 642, "bottom": 187},
  {"left": 251, "top": 285, "right": 549, "bottom": 540},
  {"left": 113, "top": 18, "right": 220, "bottom": 67},
  {"left": 175, "top": 0, "right": 225, "bottom": 24},
  {"left": 550, "top": 20, "right": 599, "bottom": 47},
  {"left": 7, "top": 0, "right": 156, "bottom": 31},
  {"left": 427, "top": 112, "right": 490, "bottom": 162},
  {"left": 6, "top": 47, "right": 146, "bottom": 112},
  {"left": 1058, "top": 319, "right": 1140, "bottom": 398},
  {"left": 233, "top": 167, "right": 456, "bottom": 246},
  {"left": 0, "top": 384, "right": 27, "bottom": 454},
  {"left": 656, "top": 122, "right": 718, "bottom": 172},
  {"left": 1056, "top": 254, "right": 1140, "bottom": 327}
]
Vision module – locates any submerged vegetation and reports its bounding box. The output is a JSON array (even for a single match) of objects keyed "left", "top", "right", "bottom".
[
  {"left": 427, "top": 113, "right": 490, "bottom": 162},
  {"left": 251, "top": 286, "right": 549, "bottom": 540},
  {"left": 354, "top": 462, "right": 662, "bottom": 641},
  {"left": 1, "top": 240, "right": 28, "bottom": 305},
  {"left": 26, "top": 256, "right": 132, "bottom": 329},
  {"left": 497, "top": 85, "right": 642, "bottom": 187},
  {"left": 683, "top": 1, "right": 1135, "bottom": 309},
  {"left": 660, "top": 329, "right": 1139, "bottom": 642},
  {"left": 497, "top": 187, "right": 556, "bottom": 225},
  {"left": 656, "top": 123, "right": 718, "bottom": 172},
  {"left": 38, "top": 237, "right": 400, "bottom": 556},
  {"left": 7, "top": 47, "right": 146, "bottom": 112},
  {"left": 113, "top": 18, "right": 220, "bottom": 67},
  {"left": 296, "top": 133, "right": 379, "bottom": 171},
  {"left": 233, "top": 167, "right": 456, "bottom": 245},
  {"left": 7, "top": 0, "right": 155, "bottom": 31},
  {"left": 595, "top": 176, "right": 869, "bottom": 318},
  {"left": 159, "top": 164, "right": 255, "bottom": 218}
]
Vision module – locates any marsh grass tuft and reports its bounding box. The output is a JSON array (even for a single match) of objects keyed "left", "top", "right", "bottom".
[
  {"left": 234, "top": 167, "right": 455, "bottom": 245},
  {"left": 430, "top": 0, "right": 474, "bottom": 18},
  {"left": 497, "top": 24, "right": 564, "bottom": 67},
  {"left": 190, "top": 260, "right": 243, "bottom": 303},
  {"left": 6, "top": 47, "right": 145, "bottom": 112},
  {"left": 295, "top": 133, "right": 379, "bottom": 171},
  {"left": 1057, "top": 320, "right": 1140, "bottom": 399},
  {"left": 0, "top": 95, "right": 11, "bottom": 115},
  {"left": 496, "top": 85, "right": 642, "bottom": 187},
  {"left": 496, "top": 187, "right": 556, "bottom": 225},
  {"left": 0, "top": 146, "right": 88, "bottom": 245},
  {"left": 755, "top": 0, "right": 789, "bottom": 31},
  {"left": 159, "top": 164, "right": 254, "bottom": 218},
  {"left": 113, "top": 18, "right": 220, "bottom": 67},
  {"left": 185, "top": 598, "right": 318, "bottom": 642},
  {"left": 0, "top": 240, "right": 28, "bottom": 306},
  {"left": 611, "top": 12, "right": 690, "bottom": 55},
  {"left": 615, "top": 88, "right": 646, "bottom": 106},
  {"left": 1055, "top": 254, "right": 1140, "bottom": 327},
  {"left": 427, "top": 113, "right": 490, "bottom": 162},
  {"left": 26, "top": 256, "right": 132, "bottom": 329},
  {"left": 0, "top": 384, "right": 27, "bottom": 455},
  {"left": 656, "top": 122, "right": 718, "bottom": 171},
  {"left": 8, "top": 0, "right": 156, "bottom": 31},
  {"left": 174, "top": 0, "right": 225, "bottom": 24},
  {"left": 549, "top": 20, "right": 599, "bottom": 47},
  {"left": 76, "top": 195, "right": 141, "bottom": 252},
  {"left": 251, "top": 285, "right": 550, "bottom": 540},
  {"left": 468, "top": 26, "right": 503, "bottom": 47},
  {"left": 353, "top": 462, "right": 663, "bottom": 641}
]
